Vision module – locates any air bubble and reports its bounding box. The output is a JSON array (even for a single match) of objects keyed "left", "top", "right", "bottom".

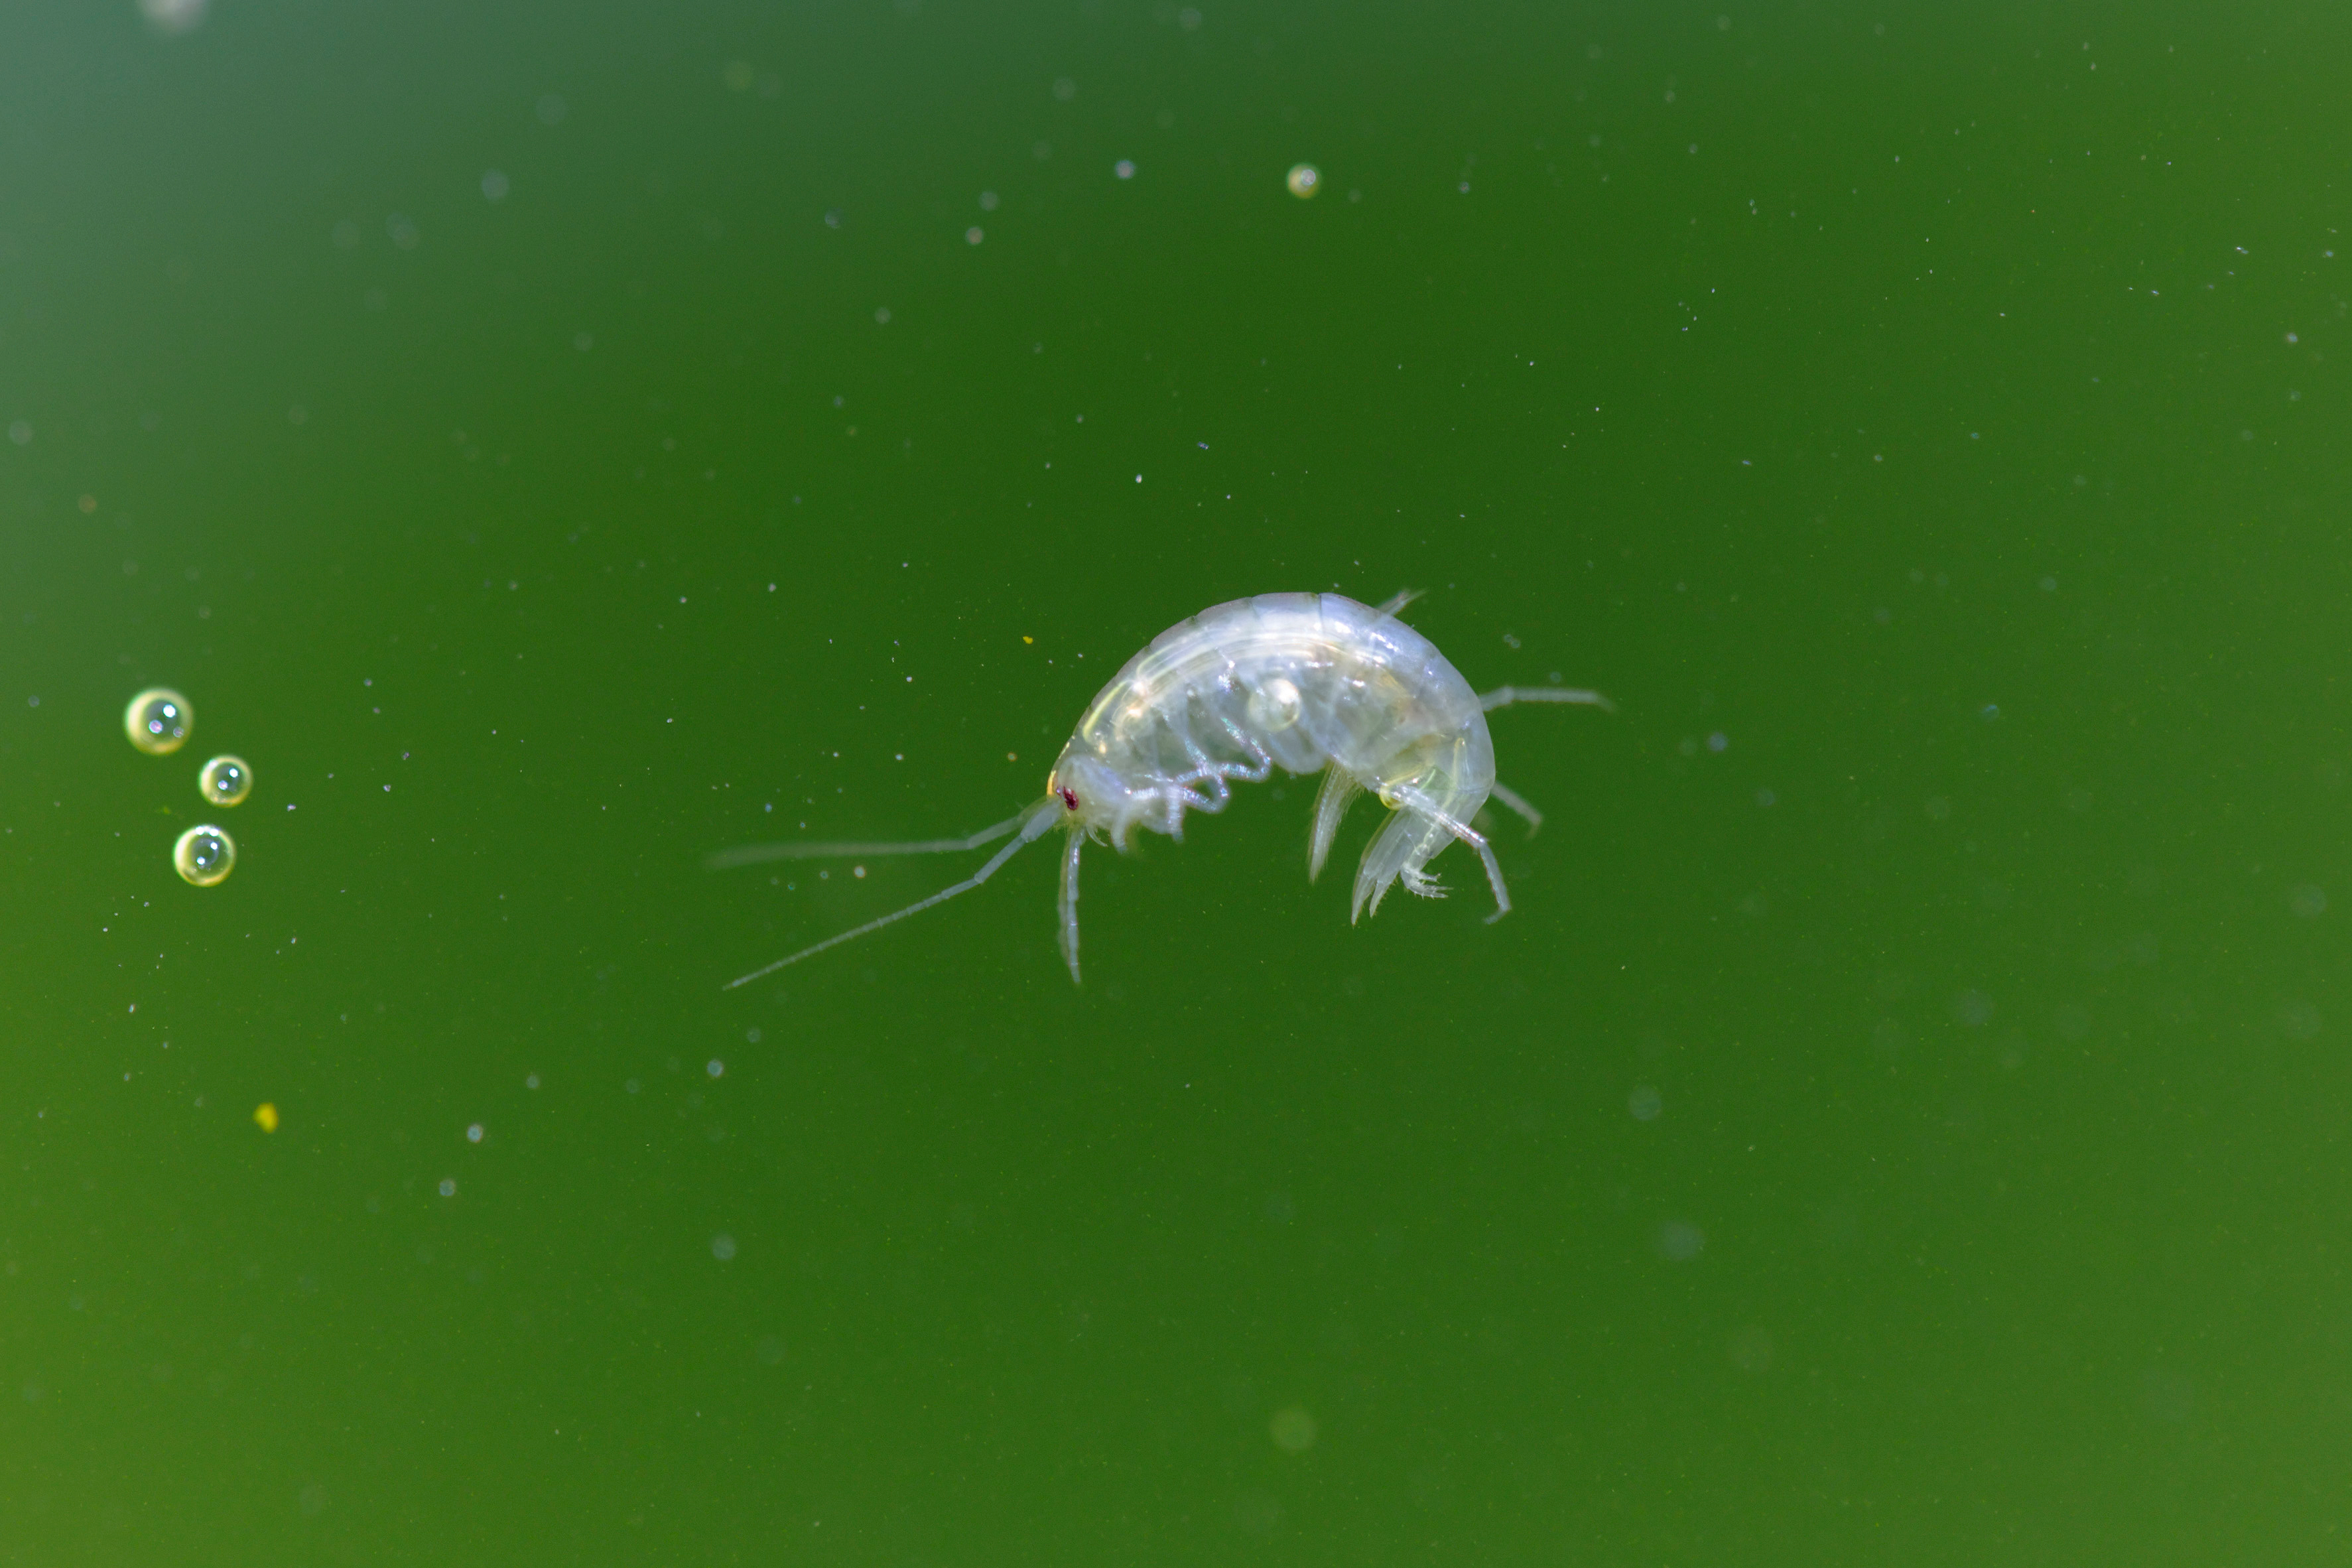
[
  {"left": 125, "top": 688, "right": 193, "bottom": 754},
  {"left": 174, "top": 825, "right": 235, "bottom": 887},
  {"left": 1286, "top": 163, "right": 1321, "bottom": 198},
  {"left": 198, "top": 754, "right": 252, "bottom": 806}
]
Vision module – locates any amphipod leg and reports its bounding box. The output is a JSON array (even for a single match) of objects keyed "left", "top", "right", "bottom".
[
  {"left": 1057, "top": 829, "right": 1085, "bottom": 985},
  {"left": 722, "top": 802, "right": 1061, "bottom": 989},
  {"left": 1486, "top": 781, "right": 1544, "bottom": 836},
  {"left": 1307, "top": 764, "right": 1363, "bottom": 883},
  {"left": 1375, "top": 790, "right": 1514, "bottom": 927},
  {"left": 1421, "top": 806, "right": 1514, "bottom": 925},
  {"left": 1465, "top": 830, "right": 1512, "bottom": 925},
  {"left": 1476, "top": 685, "right": 1616, "bottom": 714}
]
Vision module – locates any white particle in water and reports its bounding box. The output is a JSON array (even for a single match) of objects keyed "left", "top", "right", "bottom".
[
  {"left": 438, "top": 1178, "right": 457, "bottom": 1197},
  {"left": 711, "top": 1234, "right": 737, "bottom": 1260},
  {"left": 466, "top": 1122, "right": 484, "bottom": 1143}
]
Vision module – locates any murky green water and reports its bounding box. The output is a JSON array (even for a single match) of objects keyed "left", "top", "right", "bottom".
[{"left": 5, "top": 3, "right": 2347, "bottom": 1561}]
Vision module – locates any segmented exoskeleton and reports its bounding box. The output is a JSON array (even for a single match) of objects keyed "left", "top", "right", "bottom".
[{"left": 713, "top": 592, "right": 1609, "bottom": 987}]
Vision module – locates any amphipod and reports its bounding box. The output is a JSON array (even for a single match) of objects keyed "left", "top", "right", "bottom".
[{"left": 714, "top": 592, "right": 1610, "bottom": 988}]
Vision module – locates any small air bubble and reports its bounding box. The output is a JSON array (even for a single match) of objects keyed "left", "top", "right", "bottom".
[
  {"left": 125, "top": 688, "right": 193, "bottom": 755},
  {"left": 173, "top": 825, "right": 235, "bottom": 887},
  {"left": 199, "top": 755, "right": 251, "bottom": 806}
]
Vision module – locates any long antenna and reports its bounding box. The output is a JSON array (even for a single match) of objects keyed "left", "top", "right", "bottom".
[
  {"left": 704, "top": 810, "right": 1031, "bottom": 870},
  {"left": 720, "top": 801, "right": 1061, "bottom": 990}
]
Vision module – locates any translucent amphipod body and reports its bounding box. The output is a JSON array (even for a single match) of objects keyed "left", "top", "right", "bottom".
[{"left": 715, "top": 592, "right": 1609, "bottom": 988}]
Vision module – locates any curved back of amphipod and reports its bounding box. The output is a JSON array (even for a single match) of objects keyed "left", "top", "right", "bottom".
[{"left": 710, "top": 592, "right": 1611, "bottom": 988}]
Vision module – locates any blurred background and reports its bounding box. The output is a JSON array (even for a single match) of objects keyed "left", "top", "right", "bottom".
[{"left": 1, "top": 1, "right": 2347, "bottom": 1561}]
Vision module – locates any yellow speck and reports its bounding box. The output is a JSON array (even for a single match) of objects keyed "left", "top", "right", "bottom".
[
  {"left": 1022, "top": 635, "right": 1034, "bottom": 644},
  {"left": 253, "top": 1102, "right": 279, "bottom": 1132}
]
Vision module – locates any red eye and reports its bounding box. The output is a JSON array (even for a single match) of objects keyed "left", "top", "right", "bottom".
[{"left": 1057, "top": 787, "right": 1079, "bottom": 811}]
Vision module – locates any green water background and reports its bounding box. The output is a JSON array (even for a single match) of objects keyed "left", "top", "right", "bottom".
[{"left": 3, "top": 1, "right": 2348, "bottom": 1561}]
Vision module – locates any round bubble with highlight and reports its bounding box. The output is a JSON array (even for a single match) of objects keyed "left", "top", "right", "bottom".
[
  {"left": 173, "top": 824, "right": 235, "bottom": 887},
  {"left": 125, "top": 688, "right": 193, "bottom": 755},
  {"left": 1286, "top": 163, "right": 1321, "bottom": 198},
  {"left": 198, "top": 754, "right": 251, "bottom": 807}
]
